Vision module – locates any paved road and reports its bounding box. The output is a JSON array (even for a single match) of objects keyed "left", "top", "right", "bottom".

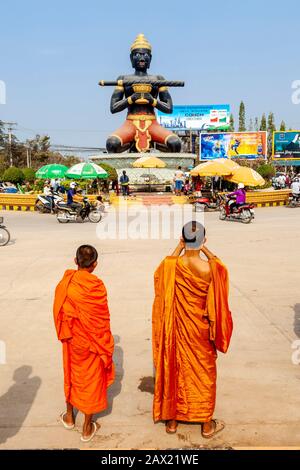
[{"left": 0, "top": 206, "right": 299, "bottom": 449}]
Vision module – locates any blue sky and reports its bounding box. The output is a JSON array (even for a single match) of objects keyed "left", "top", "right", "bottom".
[{"left": 1, "top": 0, "right": 300, "bottom": 148}]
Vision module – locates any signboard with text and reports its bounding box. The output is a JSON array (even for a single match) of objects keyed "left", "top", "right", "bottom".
[
  {"left": 158, "top": 105, "right": 230, "bottom": 131},
  {"left": 273, "top": 131, "right": 300, "bottom": 159},
  {"left": 200, "top": 131, "right": 267, "bottom": 160}
]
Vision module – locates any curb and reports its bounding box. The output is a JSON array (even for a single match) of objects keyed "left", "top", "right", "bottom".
[
  {"left": 1, "top": 204, "right": 35, "bottom": 211},
  {"left": 255, "top": 201, "right": 287, "bottom": 207}
]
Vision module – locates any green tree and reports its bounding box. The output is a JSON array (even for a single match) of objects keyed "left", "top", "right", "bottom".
[
  {"left": 279, "top": 120, "right": 286, "bottom": 131},
  {"left": 0, "top": 120, "right": 6, "bottom": 149},
  {"left": 267, "top": 112, "right": 276, "bottom": 157},
  {"left": 22, "top": 167, "right": 36, "bottom": 182},
  {"left": 238, "top": 101, "right": 246, "bottom": 131},
  {"left": 254, "top": 117, "right": 259, "bottom": 131},
  {"left": 256, "top": 163, "right": 275, "bottom": 180},
  {"left": 229, "top": 113, "right": 235, "bottom": 131},
  {"left": 2, "top": 166, "right": 25, "bottom": 184},
  {"left": 97, "top": 162, "right": 118, "bottom": 181},
  {"left": 260, "top": 113, "right": 267, "bottom": 131}
]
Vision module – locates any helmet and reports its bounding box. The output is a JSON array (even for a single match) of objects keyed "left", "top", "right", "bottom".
[
  {"left": 70, "top": 182, "right": 77, "bottom": 189},
  {"left": 238, "top": 183, "right": 245, "bottom": 189}
]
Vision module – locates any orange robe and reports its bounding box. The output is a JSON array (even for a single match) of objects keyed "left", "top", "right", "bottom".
[
  {"left": 53, "top": 270, "right": 115, "bottom": 415},
  {"left": 152, "top": 256, "right": 233, "bottom": 423}
]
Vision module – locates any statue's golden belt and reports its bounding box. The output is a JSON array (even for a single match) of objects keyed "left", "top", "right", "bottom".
[{"left": 127, "top": 114, "right": 156, "bottom": 121}]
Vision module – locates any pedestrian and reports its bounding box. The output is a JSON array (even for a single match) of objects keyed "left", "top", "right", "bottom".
[
  {"left": 173, "top": 166, "right": 185, "bottom": 196},
  {"left": 152, "top": 221, "right": 233, "bottom": 437},
  {"left": 95, "top": 195, "right": 106, "bottom": 213},
  {"left": 120, "top": 170, "right": 130, "bottom": 197},
  {"left": 53, "top": 245, "right": 115, "bottom": 442}
]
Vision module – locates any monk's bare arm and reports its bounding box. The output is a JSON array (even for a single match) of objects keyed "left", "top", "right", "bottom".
[
  {"left": 171, "top": 239, "right": 185, "bottom": 257},
  {"left": 201, "top": 245, "right": 217, "bottom": 260}
]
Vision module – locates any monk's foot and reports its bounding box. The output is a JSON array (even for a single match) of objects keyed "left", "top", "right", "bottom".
[
  {"left": 60, "top": 412, "right": 75, "bottom": 430},
  {"left": 81, "top": 422, "right": 101, "bottom": 443},
  {"left": 166, "top": 420, "right": 178, "bottom": 434},
  {"left": 201, "top": 419, "right": 225, "bottom": 439}
]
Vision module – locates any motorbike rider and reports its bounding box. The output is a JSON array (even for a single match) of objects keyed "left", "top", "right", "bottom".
[
  {"left": 228, "top": 183, "right": 246, "bottom": 213},
  {"left": 67, "top": 183, "right": 83, "bottom": 214},
  {"left": 291, "top": 178, "right": 300, "bottom": 200},
  {"left": 43, "top": 180, "right": 55, "bottom": 213}
]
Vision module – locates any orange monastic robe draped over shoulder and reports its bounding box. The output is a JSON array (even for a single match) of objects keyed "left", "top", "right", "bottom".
[
  {"left": 152, "top": 256, "right": 233, "bottom": 423},
  {"left": 53, "top": 270, "right": 115, "bottom": 415}
]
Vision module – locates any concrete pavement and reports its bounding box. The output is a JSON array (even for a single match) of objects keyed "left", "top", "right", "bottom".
[{"left": 0, "top": 206, "right": 299, "bottom": 449}]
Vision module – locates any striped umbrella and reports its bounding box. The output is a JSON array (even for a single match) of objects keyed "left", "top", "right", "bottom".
[
  {"left": 35, "top": 164, "right": 68, "bottom": 179},
  {"left": 65, "top": 162, "right": 108, "bottom": 179}
]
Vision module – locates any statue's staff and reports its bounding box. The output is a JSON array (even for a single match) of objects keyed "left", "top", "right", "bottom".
[{"left": 99, "top": 80, "right": 184, "bottom": 87}]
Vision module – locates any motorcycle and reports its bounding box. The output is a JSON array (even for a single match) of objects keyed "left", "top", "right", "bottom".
[
  {"left": 219, "top": 195, "right": 255, "bottom": 224},
  {"left": 288, "top": 193, "right": 300, "bottom": 208},
  {"left": 56, "top": 197, "right": 102, "bottom": 223},
  {"left": 0, "top": 217, "right": 10, "bottom": 246},
  {"left": 35, "top": 192, "right": 63, "bottom": 213},
  {"left": 193, "top": 192, "right": 222, "bottom": 212}
]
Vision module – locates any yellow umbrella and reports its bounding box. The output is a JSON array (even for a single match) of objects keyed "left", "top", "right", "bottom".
[
  {"left": 225, "top": 166, "right": 265, "bottom": 187},
  {"left": 190, "top": 160, "right": 232, "bottom": 177},
  {"left": 132, "top": 155, "right": 166, "bottom": 168},
  {"left": 132, "top": 155, "right": 166, "bottom": 192}
]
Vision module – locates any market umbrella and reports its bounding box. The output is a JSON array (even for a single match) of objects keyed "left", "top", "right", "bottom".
[
  {"left": 65, "top": 162, "right": 108, "bottom": 179},
  {"left": 190, "top": 160, "right": 232, "bottom": 192},
  {"left": 35, "top": 164, "right": 68, "bottom": 179},
  {"left": 132, "top": 156, "right": 166, "bottom": 168},
  {"left": 225, "top": 166, "right": 265, "bottom": 187},
  {"left": 132, "top": 155, "right": 166, "bottom": 192},
  {"left": 190, "top": 160, "right": 232, "bottom": 177}
]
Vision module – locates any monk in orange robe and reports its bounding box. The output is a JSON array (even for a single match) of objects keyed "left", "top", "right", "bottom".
[
  {"left": 152, "top": 221, "right": 233, "bottom": 438},
  {"left": 53, "top": 245, "right": 114, "bottom": 442}
]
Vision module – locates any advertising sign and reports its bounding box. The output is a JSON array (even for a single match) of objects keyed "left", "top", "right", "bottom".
[
  {"left": 158, "top": 105, "right": 230, "bottom": 131},
  {"left": 200, "top": 132, "right": 267, "bottom": 160},
  {"left": 273, "top": 131, "right": 300, "bottom": 159}
]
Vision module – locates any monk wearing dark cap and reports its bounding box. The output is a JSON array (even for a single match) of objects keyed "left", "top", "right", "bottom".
[
  {"left": 152, "top": 222, "right": 233, "bottom": 438},
  {"left": 53, "top": 245, "right": 114, "bottom": 442}
]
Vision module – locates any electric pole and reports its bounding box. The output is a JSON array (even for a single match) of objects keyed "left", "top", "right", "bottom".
[{"left": 3, "top": 121, "right": 17, "bottom": 166}]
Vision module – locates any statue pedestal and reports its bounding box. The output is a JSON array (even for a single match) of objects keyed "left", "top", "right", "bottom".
[{"left": 89, "top": 152, "right": 196, "bottom": 192}]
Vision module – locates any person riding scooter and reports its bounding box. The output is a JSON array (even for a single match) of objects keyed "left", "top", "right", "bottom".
[
  {"left": 228, "top": 183, "right": 246, "bottom": 213},
  {"left": 67, "top": 183, "right": 83, "bottom": 214},
  {"left": 291, "top": 178, "right": 300, "bottom": 201}
]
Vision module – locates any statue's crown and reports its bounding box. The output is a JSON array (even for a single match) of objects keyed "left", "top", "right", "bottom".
[{"left": 130, "top": 33, "right": 152, "bottom": 52}]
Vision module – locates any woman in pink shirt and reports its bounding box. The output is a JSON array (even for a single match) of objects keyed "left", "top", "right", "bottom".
[{"left": 228, "top": 183, "right": 246, "bottom": 212}]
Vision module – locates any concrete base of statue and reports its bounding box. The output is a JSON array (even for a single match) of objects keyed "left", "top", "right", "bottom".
[{"left": 89, "top": 152, "right": 196, "bottom": 191}]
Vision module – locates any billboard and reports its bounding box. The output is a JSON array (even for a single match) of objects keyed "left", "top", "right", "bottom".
[
  {"left": 157, "top": 105, "right": 230, "bottom": 131},
  {"left": 273, "top": 131, "right": 300, "bottom": 159},
  {"left": 200, "top": 132, "right": 267, "bottom": 160}
]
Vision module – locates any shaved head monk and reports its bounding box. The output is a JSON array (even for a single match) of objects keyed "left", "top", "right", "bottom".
[
  {"left": 53, "top": 245, "right": 114, "bottom": 442},
  {"left": 152, "top": 221, "right": 233, "bottom": 438}
]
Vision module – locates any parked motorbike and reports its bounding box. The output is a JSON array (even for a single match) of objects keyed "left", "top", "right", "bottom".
[
  {"left": 193, "top": 193, "right": 222, "bottom": 212},
  {"left": 35, "top": 192, "right": 63, "bottom": 213},
  {"left": 219, "top": 195, "right": 255, "bottom": 224},
  {"left": 287, "top": 193, "right": 300, "bottom": 208},
  {"left": 0, "top": 217, "right": 10, "bottom": 246},
  {"left": 56, "top": 197, "right": 102, "bottom": 223}
]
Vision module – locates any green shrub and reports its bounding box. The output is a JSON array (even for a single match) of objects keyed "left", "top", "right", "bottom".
[
  {"left": 97, "top": 162, "right": 118, "bottom": 181},
  {"left": 22, "top": 167, "right": 36, "bottom": 183},
  {"left": 2, "top": 166, "right": 25, "bottom": 184},
  {"left": 256, "top": 163, "right": 275, "bottom": 180}
]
